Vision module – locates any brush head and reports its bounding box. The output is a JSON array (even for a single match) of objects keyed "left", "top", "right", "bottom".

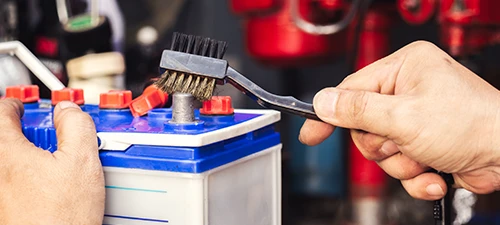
[{"left": 154, "top": 32, "right": 228, "bottom": 101}]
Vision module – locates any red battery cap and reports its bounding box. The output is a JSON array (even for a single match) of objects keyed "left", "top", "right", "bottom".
[
  {"left": 99, "top": 90, "right": 132, "bottom": 109},
  {"left": 5, "top": 85, "right": 40, "bottom": 103},
  {"left": 51, "top": 88, "right": 84, "bottom": 105},
  {"left": 129, "top": 85, "right": 168, "bottom": 117},
  {"left": 200, "top": 96, "right": 234, "bottom": 115}
]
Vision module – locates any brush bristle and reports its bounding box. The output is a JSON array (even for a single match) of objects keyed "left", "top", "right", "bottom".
[{"left": 155, "top": 32, "right": 228, "bottom": 101}]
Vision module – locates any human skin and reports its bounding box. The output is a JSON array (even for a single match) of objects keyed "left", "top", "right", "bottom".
[
  {"left": 0, "top": 99, "right": 104, "bottom": 225},
  {"left": 299, "top": 41, "right": 500, "bottom": 201}
]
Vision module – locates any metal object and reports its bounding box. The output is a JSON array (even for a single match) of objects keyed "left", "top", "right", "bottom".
[
  {"left": 290, "top": 0, "right": 368, "bottom": 35},
  {"left": 434, "top": 172, "right": 454, "bottom": 225},
  {"left": 438, "top": 0, "right": 500, "bottom": 57},
  {"left": 171, "top": 93, "right": 196, "bottom": 123},
  {"left": 0, "top": 41, "right": 64, "bottom": 91},
  {"left": 397, "top": 0, "right": 435, "bottom": 25},
  {"left": 56, "top": 0, "right": 100, "bottom": 26}
]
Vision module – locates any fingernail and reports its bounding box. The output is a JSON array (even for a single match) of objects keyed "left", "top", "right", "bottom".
[
  {"left": 426, "top": 183, "right": 445, "bottom": 196},
  {"left": 313, "top": 89, "right": 338, "bottom": 118},
  {"left": 58, "top": 101, "right": 79, "bottom": 110},
  {"left": 380, "top": 141, "right": 399, "bottom": 156}
]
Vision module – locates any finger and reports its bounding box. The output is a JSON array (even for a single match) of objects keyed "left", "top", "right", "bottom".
[
  {"left": 351, "top": 130, "right": 399, "bottom": 161},
  {"left": 337, "top": 54, "right": 405, "bottom": 94},
  {"left": 377, "top": 152, "right": 428, "bottom": 180},
  {"left": 0, "top": 98, "right": 26, "bottom": 142},
  {"left": 52, "top": 101, "right": 98, "bottom": 160},
  {"left": 313, "top": 87, "right": 400, "bottom": 136},
  {"left": 299, "top": 119, "right": 335, "bottom": 146},
  {"left": 401, "top": 172, "right": 447, "bottom": 200},
  {"left": 337, "top": 41, "right": 450, "bottom": 95}
]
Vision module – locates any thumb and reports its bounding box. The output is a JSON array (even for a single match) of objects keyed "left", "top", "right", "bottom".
[
  {"left": 313, "top": 87, "right": 399, "bottom": 136},
  {"left": 53, "top": 101, "right": 98, "bottom": 159}
]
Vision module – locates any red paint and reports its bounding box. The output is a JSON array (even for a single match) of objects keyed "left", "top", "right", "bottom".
[{"left": 5, "top": 85, "right": 40, "bottom": 103}]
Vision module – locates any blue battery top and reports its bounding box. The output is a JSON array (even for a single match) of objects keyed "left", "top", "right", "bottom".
[{"left": 20, "top": 101, "right": 280, "bottom": 173}]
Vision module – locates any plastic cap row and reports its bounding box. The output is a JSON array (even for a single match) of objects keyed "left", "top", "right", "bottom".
[{"left": 4, "top": 85, "right": 234, "bottom": 116}]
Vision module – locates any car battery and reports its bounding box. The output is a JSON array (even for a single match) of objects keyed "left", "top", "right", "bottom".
[{"left": 12, "top": 85, "right": 282, "bottom": 225}]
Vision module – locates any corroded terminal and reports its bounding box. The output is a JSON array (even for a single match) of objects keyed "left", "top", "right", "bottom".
[{"left": 171, "top": 93, "right": 196, "bottom": 123}]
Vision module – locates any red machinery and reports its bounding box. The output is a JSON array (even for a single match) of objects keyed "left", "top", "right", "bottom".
[
  {"left": 398, "top": 0, "right": 500, "bottom": 58},
  {"left": 230, "top": 0, "right": 352, "bottom": 67}
]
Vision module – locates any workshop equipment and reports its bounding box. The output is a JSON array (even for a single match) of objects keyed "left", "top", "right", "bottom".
[
  {"left": 14, "top": 85, "right": 282, "bottom": 225},
  {"left": 31, "top": 0, "right": 72, "bottom": 98},
  {"left": 346, "top": 3, "right": 395, "bottom": 225},
  {"left": 437, "top": 0, "right": 500, "bottom": 58},
  {"left": 0, "top": 0, "right": 31, "bottom": 96},
  {"left": 0, "top": 41, "right": 64, "bottom": 91},
  {"left": 56, "top": 0, "right": 124, "bottom": 104},
  {"left": 229, "top": 0, "right": 350, "bottom": 67}
]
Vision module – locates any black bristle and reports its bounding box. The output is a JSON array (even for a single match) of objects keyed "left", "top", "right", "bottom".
[
  {"left": 185, "top": 35, "right": 195, "bottom": 53},
  {"left": 169, "top": 32, "right": 229, "bottom": 59},
  {"left": 192, "top": 36, "right": 203, "bottom": 55},
  {"left": 208, "top": 39, "right": 218, "bottom": 58},
  {"left": 216, "top": 41, "right": 228, "bottom": 59},
  {"left": 177, "top": 34, "right": 188, "bottom": 52},
  {"left": 200, "top": 37, "right": 211, "bottom": 56},
  {"left": 170, "top": 32, "right": 180, "bottom": 50}
]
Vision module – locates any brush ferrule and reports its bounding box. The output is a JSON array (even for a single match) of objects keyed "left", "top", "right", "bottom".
[{"left": 159, "top": 50, "right": 227, "bottom": 80}]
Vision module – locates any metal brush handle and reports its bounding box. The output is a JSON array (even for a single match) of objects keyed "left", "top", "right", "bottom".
[
  {"left": 225, "top": 67, "right": 320, "bottom": 121},
  {"left": 434, "top": 171, "right": 454, "bottom": 225}
]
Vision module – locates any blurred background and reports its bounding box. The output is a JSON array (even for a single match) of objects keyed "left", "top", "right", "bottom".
[{"left": 2, "top": 0, "right": 500, "bottom": 224}]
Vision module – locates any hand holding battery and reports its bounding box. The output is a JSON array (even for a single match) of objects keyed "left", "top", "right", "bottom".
[
  {"left": 0, "top": 98, "right": 104, "bottom": 224},
  {"left": 299, "top": 41, "right": 500, "bottom": 200}
]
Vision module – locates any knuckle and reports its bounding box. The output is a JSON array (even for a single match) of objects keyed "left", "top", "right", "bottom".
[
  {"left": 338, "top": 74, "right": 355, "bottom": 87},
  {"left": 407, "top": 40, "right": 439, "bottom": 52},
  {"left": 405, "top": 41, "right": 448, "bottom": 61},
  {"left": 346, "top": 91, "right": 369, "bottom": 125}
]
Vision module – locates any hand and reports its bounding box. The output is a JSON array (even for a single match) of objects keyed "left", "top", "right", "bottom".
[
  {"left": 0, "top": 99, "right": 104, "bottom": 224},
  {"left": 299, "top": 41, "right": 500, "bottom": 200}
]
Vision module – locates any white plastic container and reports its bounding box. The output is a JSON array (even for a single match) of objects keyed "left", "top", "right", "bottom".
[{"left": 97, "top": 109, "right": 282, "bottom": 225}]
